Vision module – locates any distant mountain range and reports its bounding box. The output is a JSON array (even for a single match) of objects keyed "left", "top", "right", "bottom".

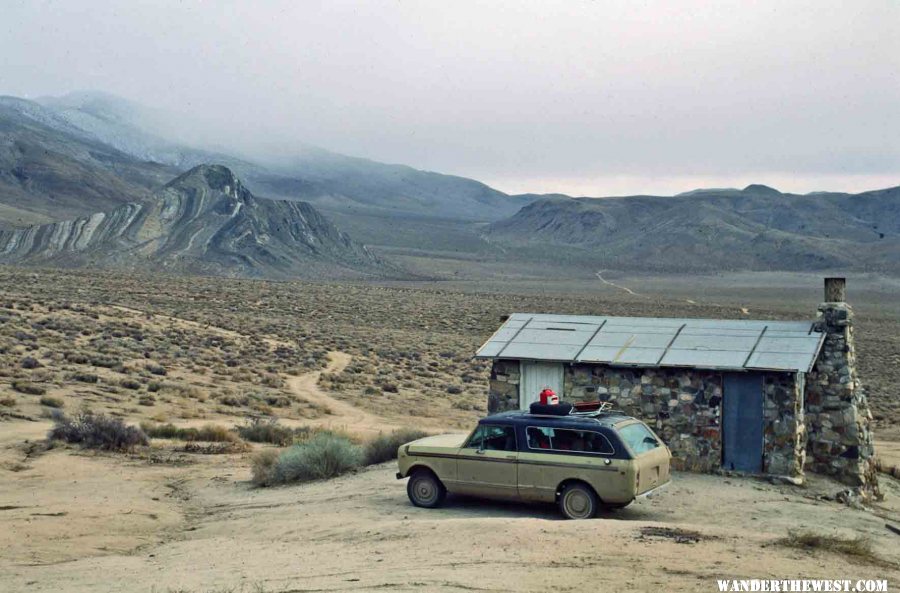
[
  {"left": 18, "top": 92, "right": 530, "bottom": 222},
  {"left": 487, "top": 184, "right": 900, "bottom": 272},
  {"left": 0, "top": 91, "right": 898, "bottom": 277},
  {"left": 0, "top": 164, "right": 387, "bottom": 279}
]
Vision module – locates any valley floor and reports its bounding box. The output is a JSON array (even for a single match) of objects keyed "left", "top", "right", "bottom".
[{"left": 2, "top": 267, "right": 900, "bottom": 592}]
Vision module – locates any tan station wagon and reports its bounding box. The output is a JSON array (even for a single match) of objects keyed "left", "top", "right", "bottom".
[{"left": 396, "top": 408, "right": 671, "bottom": 519}]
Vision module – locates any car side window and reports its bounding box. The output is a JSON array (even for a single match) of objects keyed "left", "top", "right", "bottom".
[
  {"left": 526, "top": 426, "right": 614, "bottom": 455},
  {"left": 465, "top": 424, "right": 517, "bottom": 452}
]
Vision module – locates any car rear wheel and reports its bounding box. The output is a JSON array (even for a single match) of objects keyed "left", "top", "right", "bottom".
[
  {"left": 407, "top": 469, "right": 446, "bottom": 508},
  {"left": 559, "top": 483, "right": 598, "bottom": 520}
]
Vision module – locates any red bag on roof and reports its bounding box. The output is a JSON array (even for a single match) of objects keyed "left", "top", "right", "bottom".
[{"left": 539, "top": 388, "right": 559, "bottom": 405}]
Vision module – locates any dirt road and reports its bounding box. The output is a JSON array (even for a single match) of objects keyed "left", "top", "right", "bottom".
[{"left": 285, "top": 351, "right": 403, "bottom": 438}]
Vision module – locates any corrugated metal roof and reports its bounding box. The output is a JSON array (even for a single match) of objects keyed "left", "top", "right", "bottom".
[{"left": 476, "top": 313, "right": 825, "bottom": 373}]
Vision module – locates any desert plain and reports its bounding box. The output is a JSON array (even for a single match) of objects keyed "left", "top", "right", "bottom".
[{"left": 1, "top": 267, "right": 899, "bottom": 592}]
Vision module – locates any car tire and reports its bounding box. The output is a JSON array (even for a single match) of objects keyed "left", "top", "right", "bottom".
[
  {"left": 407, "top": 469, "right": 446, "bottom": 509},
  {"left": 558, "top": 483, "right": 598, "bottom": 520}
]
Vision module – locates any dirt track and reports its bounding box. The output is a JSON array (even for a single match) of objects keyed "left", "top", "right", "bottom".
[{"left": 285, "top": 352, "right": 402, "bottom": 438}]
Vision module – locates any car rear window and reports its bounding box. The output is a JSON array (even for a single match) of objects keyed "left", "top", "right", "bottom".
[
  {"left": 617, "top": 422, "right": 661, "bottom": 455},
  {"left": 526, "top": 427, "right": 614, "bottom": 455}
]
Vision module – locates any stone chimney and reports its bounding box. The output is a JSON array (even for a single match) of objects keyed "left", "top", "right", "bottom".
[{"left": 805, "top": 277, "right": 880, "bottom": 498}]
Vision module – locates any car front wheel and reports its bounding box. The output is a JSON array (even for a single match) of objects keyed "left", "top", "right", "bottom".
[
  {"left": 559, "top": 483, "right": 598, "bottom": 520},
  {"left": 407, "top": 469, "right": 446, "bottom": 508}
]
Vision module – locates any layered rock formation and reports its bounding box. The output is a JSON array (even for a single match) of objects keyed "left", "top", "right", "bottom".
[{"left": 0, "top": 165, "right": 387, "bottom": 279}]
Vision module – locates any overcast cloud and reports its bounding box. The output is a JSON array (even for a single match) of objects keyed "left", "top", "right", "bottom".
[{"left": 2, "top": 0, "right": 898, "bottom": 196}]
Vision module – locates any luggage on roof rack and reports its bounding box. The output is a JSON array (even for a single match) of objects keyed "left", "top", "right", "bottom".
[{"left": 529, "top": 401, "right": 573, "bottom": 416}]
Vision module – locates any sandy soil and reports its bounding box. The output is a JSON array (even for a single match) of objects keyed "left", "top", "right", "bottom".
[{"left": 2, "top": 426, "right": 900, "bottom": 592}]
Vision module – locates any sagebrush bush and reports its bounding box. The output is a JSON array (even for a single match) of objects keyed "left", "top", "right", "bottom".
[
  {"left": 258, "top": 434, "right": 362, "bottom": 486},
  {"left": 251, "top": 449, "right": 280, "bottom": 485},
  {"left": 49, "top": 411, "right": 148, "bottom": 451},
  {"left": 39, "top": 395, "right": 64, "bottom": 408},
  {"left": 363, "top": 429, "right": 428, "bottom": 466},
  {"left": 236, "top": 417, "right": 295, "bottom": 446},
  {"left": 12, "top": 380, "right": 46, "bottom": 396},
  {"left": 141, "top": 422, "right": 237, "bottom": 442}
]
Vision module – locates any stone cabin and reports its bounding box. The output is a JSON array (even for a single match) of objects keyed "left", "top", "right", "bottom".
[{"left": 475, "top": 278, "right": 879, "bottom": 497}]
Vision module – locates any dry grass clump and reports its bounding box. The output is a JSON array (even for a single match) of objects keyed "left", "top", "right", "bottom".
[
  {"left": 363, "top": 429, "right": 428, "bottom": 466},
  {"left": 236, "top": 417, "right": 296, "bottom": 446},
  {"left": 12, "top": 380, "right": 46, "bottom": 395},
  {"left": 253, "top": 433, "right": 362, "bottom": 486},
  {"left": 777, "top": 530, "right": 881, "bottom": 565},
  {"left": 0, "top": 395, "right": 17, "bottom": 407},
  {"left": 48, "top": 410, "right": 148, "bottom": 451},
  {"left": 39, "top": 395, "right": 64, "bottom": 408},
  {"left": 141, "top": 422, "right": 238, "bottom": 442}
]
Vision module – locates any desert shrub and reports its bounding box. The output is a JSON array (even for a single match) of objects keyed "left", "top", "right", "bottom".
[
  {"left": 141, "top": 422, "right": 237, "bottom": 442},
  {"left": 120, "top": 378, "right": 142, "bottom": 390},
  {"left": 777, "top": 530, "right": 878, "bottom": 564},
  {"left": 236, "top": 417, "right": 295, "bottom": 446},
  {"left": 39, "top": 395, "right": 64, "bottom": 408},
  {"left": 0, "top": 396, "right": 16, "bottom": 407},
  {"left": 20, "top": 356, "right": 41, "bottom": 369},
  {"left": 250, "top": 449, "right": 280, "bottom": 485},
  {"left": 146, "top": 364, "right": 167, "bottom": 376},
  {"left": 446, "top": 385, "right": 463, "bottom": 395},
  {"left": 48, "top": 411, "right": 148, "bottom": 451},
  {"left": 381, "top": 383, "right": 399, "bottom": 393},
  {"left": 260, "top": 374, "right": 284, "bottom": 388},
  {"left": 71, "top": 371, "right": 99, "bottom": 383},
  {"left": 90, "top": 356, "right": 121, "bottom": 369},
  {"left": 259, "top": 433, "right": 362, "bottom": 486},
  {"left": 138, "top": 395, "right": 155, "bottom": 406},
  {"left": 181, "top": 441, "right": 249, "bottom": 455},
  {"left": 65, "top": 353, "right": 90, "bottom": 364},
  {"left": 12, "top": 380, "right": 45, "bottom": 396},
  {"left": 363, "top": 429, "right": 429, "bottom": 466}
]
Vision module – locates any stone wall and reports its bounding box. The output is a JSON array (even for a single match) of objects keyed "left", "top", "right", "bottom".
[
  {"left": 487, "top": 359, "right": 520, "bottom": 414},
  {"left": 565, "top": 365, "right": 725, "bottom": 472},
  {"left": 763, "top": 373, "right": 805, "bottom": 477},
  {"left": 805, "top": 302, "right": 880, "bottom": 498}
]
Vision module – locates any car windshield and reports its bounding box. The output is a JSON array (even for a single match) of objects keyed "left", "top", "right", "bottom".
[{"left": 617, "top": 422, "right": 661, "bottom": 455}]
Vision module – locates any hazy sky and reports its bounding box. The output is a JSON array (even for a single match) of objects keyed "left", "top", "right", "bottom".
[{"left": 2, "top": 0, "right": 898, "bottom": 196}]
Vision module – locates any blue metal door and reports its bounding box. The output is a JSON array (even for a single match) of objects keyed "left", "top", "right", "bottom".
[{"left": 722, "top": 373, "right": 764, "bottom": 472}]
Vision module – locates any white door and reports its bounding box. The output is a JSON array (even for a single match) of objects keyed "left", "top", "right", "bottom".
[{"left": 519, "top": 362, "right": 564, "bottom": 410}]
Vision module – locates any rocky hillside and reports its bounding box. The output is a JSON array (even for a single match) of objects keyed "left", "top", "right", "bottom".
[
  {"left": 0, "top": 165, "right": 389, "bottom": 279},
  {"left": 0, "top": 96, "right": 177, "bottom": 229},
  {"left": 488, "top": 185, "right": 900, "bottom": 272}
]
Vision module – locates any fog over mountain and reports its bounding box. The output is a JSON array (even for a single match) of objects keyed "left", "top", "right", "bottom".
[{"left": 2, "top": 1, "right": 897, "bottom": 196}]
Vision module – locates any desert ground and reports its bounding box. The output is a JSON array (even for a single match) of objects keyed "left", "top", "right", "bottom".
[{"left": 2, "top": 266, "right": 900, "bottom": 592}]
